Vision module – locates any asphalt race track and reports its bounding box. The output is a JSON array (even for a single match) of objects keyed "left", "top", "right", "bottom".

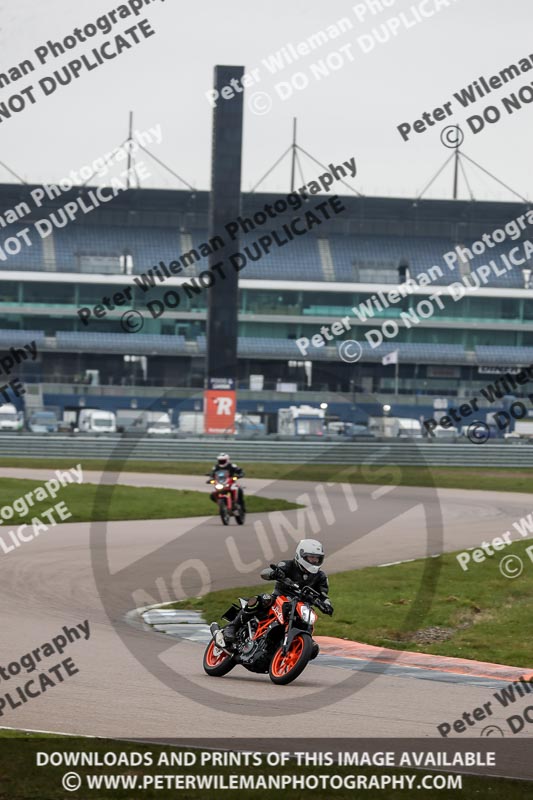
[{"left": 1, "top": 467, "right": 532, "bottom": 747}]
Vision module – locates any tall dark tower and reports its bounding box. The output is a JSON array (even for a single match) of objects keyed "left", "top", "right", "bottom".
[{"left": 206, "top": 65, "right": 244, "bottom": 384}]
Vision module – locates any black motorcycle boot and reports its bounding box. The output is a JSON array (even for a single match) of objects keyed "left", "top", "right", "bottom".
[
  {"left": 222, "top": 604, "right": 256, "bottom": 644},
  {"left": 222, "top": 608, "right": 245, "bottom": 643},
  {"left": 222, "top": 623, "right": 237, "bottom": 644}
]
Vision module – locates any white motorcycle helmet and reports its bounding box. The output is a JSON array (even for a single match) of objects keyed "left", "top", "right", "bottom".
[
  {"left": 217, "top": 453, "right": 230, "bottom": 468},
  {"left": 295, "top": 539, "right": 324, "bottom": 575}
]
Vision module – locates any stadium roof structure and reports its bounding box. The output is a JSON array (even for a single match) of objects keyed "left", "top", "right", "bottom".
[{"left": 0, "top": 181, "right": 530, "bottom": 241}]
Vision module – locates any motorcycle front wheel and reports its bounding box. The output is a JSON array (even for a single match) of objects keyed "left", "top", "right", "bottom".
[
  {"left": 269, "top": 634, "right": 313, "bottom": 685},
  {"left": 218, "top": 499, "right": 230, "bottom": 525},
  {"left": 203, "top": 640, "right": 236, "bottom": 677}
]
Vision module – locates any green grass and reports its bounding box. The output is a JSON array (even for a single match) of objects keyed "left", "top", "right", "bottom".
[
  {"left": 0, "top": 729, "right": 54, "bottom": 738},
  {"left": 0, "top": 735, "right": 527, "bottom": 799},
  {"left": 0, "top": 458, "right": 531, "bottom": 493},
  {"left": 0, "top": 477, "right": 300, "bottom": 525},
  {"left": 172, "top": 538, "right": 533, "bottom": 669}
]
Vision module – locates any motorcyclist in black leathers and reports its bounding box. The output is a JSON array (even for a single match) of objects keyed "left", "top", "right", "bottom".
[
  {"left": 207, "top": 452, "right": 246, "bottom": 512},
  {"left": 221, "top": 538, "right": 333, "bottom": 645}
]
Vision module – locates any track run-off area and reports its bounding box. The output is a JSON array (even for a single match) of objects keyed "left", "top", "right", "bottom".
[{"left": 0, "top": 467, "right": 531, "bottom": 747}]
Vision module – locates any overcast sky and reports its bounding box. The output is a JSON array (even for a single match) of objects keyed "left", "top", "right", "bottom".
[{"left": 0, "top": 0, "right": 531, "bottom": 202}]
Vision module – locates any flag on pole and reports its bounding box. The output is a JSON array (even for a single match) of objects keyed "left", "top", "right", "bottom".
[{"left": 382, "top": 350, "right": 399, "bottom": 366}]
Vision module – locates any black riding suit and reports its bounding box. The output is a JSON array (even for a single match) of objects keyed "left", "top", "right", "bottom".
[
  {"left": 222, "top": 559, "right": 331, "bottom": 643},
  {"left": 208, "top": 463, "right": 245, "bottom": 511},
  {"left": 267, "top": 559, "right": 329, "bottom": 597}
]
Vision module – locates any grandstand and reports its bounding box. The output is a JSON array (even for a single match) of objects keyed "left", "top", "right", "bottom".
[{"left": 1, "top": 182, "right": 533, "bottom": 424}]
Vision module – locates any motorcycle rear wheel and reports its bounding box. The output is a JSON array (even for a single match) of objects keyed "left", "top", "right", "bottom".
[
  {"left": 269, "top": 634, "right": 313, "bottom": 685},
  {"left": 203, "top": 640, "right": 236, "bottom": 677},
  {"left": 235, "top": 505, "right": 246, "bottom": 525}
]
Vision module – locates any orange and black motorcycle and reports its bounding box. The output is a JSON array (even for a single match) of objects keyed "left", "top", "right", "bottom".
[{"left": 203, "top": 580, "right": 330, "bottom": 685}]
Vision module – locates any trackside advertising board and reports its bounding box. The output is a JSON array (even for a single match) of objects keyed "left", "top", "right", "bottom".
[{"left": 204, "top": 378, "right": 236, "bottom": 434}]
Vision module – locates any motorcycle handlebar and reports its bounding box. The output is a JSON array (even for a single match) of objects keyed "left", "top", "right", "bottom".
[{"left": 277, "top": 579, "right": 324, "bottom": 604}]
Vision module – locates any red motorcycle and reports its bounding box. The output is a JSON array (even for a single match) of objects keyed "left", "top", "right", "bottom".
[
  {"left": 207, "top": 468, "right": 245, "bottom": 526},
  {"left": 203, "top": 580, "right": 330, "bottom": 685}
]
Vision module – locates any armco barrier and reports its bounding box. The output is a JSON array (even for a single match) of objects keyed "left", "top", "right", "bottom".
[{"left": 0, "top": 434, "right": 530, "bottom": 467}]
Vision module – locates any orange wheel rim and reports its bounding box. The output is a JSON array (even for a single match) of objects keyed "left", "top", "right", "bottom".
[
  {"left": 271, "top": 637, "right": 304, "bottom": 677},
  {"left": 206, "top": 641, "right": 227, "bottom": 667}
]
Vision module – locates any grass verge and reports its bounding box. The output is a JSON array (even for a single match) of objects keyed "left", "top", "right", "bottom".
[
  {"left": 0, "top": 478, "right": 300, "bottom": 525},
  {"left": 173, "top": 538, "right": 533, "bottom": 669},
  {"left": 0, "top": 458, "right": 531, "bottom": 493}
]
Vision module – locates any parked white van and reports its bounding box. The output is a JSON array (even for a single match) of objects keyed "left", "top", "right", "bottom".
[
  {"left": 430, "top": 425, "right": 458, "bottom": 440},
  {"left": 0, "top": 403, "right": 23, "bottom": 431},
  {"left": 78, "top": 409, "right": 116, "bottom": 434}
]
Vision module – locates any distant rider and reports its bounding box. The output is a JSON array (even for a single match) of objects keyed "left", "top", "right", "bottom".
[
  {"left": 221, "top": 539, "right": 333, "bottom": 645},
  {"left": 207, "top": 452, "right": 246, "bottom": 512}
]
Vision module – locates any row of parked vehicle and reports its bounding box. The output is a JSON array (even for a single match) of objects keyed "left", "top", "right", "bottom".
[{"left": 0, "top": 405, "right": 174, "bottom": 434}]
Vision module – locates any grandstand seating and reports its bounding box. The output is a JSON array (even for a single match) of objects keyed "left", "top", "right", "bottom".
[
  {"left": 56, "top": 332, "right": 186, "bottom": 354},
  {"left": 1, "top": 184, "right": 531, "bottom": 397},
  {"left": 1, "top": 220, "right": 530, "bottom": 290},
  {"left": 0, "top": 329, "right": 46, "bottom": 347},
  {"left": 53, "top": 225, "right": 182, "bottom": 274},
  {"left": 183, "top": 231, "right": 326, "bottom": 281},
  {"left": 1, "top": 330, "right": 532, "bottom": 368},
  {"left": 475, "top": 346, "right": 533, "bottom": 366},
  {"left": 0, "top": 226, "right": 44, "bottom": 271},
  {"left": 364, "top": 343, "right": 468, "bottom": 364}
]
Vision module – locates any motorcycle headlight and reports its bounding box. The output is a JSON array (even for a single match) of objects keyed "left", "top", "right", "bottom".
[
  {"left": 215, "top": 483, "right": 224, "bottom": 490},
  {"left": 299, "top": 606, "right": 317, "bottom": 624}
]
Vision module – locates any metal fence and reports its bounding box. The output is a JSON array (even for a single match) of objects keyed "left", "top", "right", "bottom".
[{"left": 0, "top": 434, "right": 529, "bottom": 466}]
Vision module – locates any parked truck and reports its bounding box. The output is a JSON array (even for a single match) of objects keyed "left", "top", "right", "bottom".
[
  {"left": 116, "top": 409, "right": 173, "bottom": 434},
  {"left": 235, "top": 413, "right": 265, "bottom": 436},
  {"left": 277, "top": 405, "right": 325, "bottom": 437},
  {"left": 368, "top": 416, "right": 422, "bottom": 438}
]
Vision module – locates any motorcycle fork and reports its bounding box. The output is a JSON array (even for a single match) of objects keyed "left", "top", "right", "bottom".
[{"left": 281, "top": 601, "right": 297, "bottom": 655}]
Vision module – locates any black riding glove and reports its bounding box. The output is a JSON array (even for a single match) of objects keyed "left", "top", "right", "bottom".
[
  {"left": 321, "top": 598, "right": 334, "bottom": 616},
  {"left": 268, "top": 564, "right": 287, "bottom": 581}
]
